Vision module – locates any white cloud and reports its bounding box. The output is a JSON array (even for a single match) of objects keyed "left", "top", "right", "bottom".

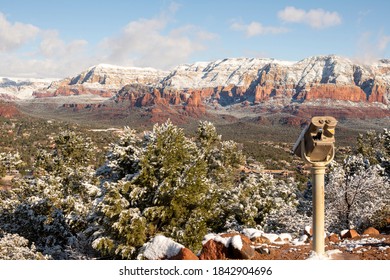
[
  {"left": 0, "top": 49, "right": 95, "bottom": 78},
  {"left": 39, "top": 30, "right": 88, "bottom": 58},
  {"left": 354, "top": 32, "right": 390, "bottom": 64},
  {"left": 278, "top": 6, "right": 342, "bottom": 29},
  {"left": 100, "top": 12, "right": 217, "bottom": 70},
  {"left": 0, "top": 6, "right": 217, "bottom": 77},
  {"left": 0, "top": 12, "right": 93, "bottom": 78},
  {"left": 231, "top": 21, "right": 288, "bottom": 37},
  {"left": 0, "top": 12, "right": 40, "bottom": 52},
  {"left": 378, "top": 35, "right": 390, "bottom": 51}
]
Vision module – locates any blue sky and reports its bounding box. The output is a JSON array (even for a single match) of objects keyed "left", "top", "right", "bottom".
[{"left": 0, "top": 0, "right": 389, "bottom": 78}]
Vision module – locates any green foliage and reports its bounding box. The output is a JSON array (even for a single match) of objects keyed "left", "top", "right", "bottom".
[
  {"left": 326, "top": 155, "right": 389, "bottom": 231},
  {"left": 356, "top": 129, "right": 390, "bottom": 176},
  {"left": 3, "top": 115, "right": 387, "bottom": 260},
  {"left": 94, "top": 121, "right": 251, "bottom": 258},
  {"left": 92, "top": 120, "right": 300, "bottom": 259},
  {"left": 0, "top": 152, "right": 23, "bottom": 175},
  {"left": 0, "top": 230, "right": 49, "bottom": 260},
  {"left": 0, "top": 130, "right": 99, "bottom": 259}
]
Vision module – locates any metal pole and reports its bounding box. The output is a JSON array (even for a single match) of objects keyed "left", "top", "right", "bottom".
[{"left": 311, "top": 164, "right": 326, "bottom": 255}]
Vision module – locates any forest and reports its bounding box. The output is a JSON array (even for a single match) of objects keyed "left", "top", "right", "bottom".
[{"left": 0, "top": 117, "right": 389, "bottom": 259}]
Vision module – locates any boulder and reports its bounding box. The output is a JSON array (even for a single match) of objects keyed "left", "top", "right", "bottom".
[
  {"left": 252, "top": 235, "right": 271, "bottom": 245},
  {"left": 169, "top": 248, "right": 199, "bottom": 260},
  {"left": 341, "top": 229, "right": 360, "bottom": 239},
  {"left": 362, "top": 227, "right": 380, "bottom": 236},
  {"left": 199, "top": 233, "right": 257, "bottom": 260},
  {"left": 199, "top": 239, "right": 229, "bottom": 260},
  {"left": 328, "top": 233, "right": 340, "bottom": 243},
  {"left": 141, "top": 235, "right": 185, "bottom": 260},
  {"left": 229, "top": 234, "right": 255, "bottom": 260},
  {"left": 304, "top": 226, "right": 313, "bottom": 237}
]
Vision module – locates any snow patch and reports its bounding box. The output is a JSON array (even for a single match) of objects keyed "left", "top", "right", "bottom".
[
  {"left": 142, "top": 235, "right": 184, "bottom": 260},
  {"left": 292, "top": 234, "right": 309, "bottom": 245},
  {"left": 241, "top": 228, "right": 264, "bottom": 239},
  {"left": 241, "top": 228, "right": 293, "bottom": 244},
  {"left": 262, "top": 233, "right": 280, "bottom": 243},
  {"left": 306, "top": 249, "right": 343, "bottom": 260},
  {"left": 231, "top": 235, "right": 243, "bottom": 250},
  {"left": 202, "top": 233, "right": 231, "bottom": 247},
  {"left": 278, "top": 233, "right": 293, "bottom": 242},
  {"left": 0, "top": 77, "right": 54, "bottom": 99},
  {"left": 340, "top": 229, "right": 349, "bottom": 237}
]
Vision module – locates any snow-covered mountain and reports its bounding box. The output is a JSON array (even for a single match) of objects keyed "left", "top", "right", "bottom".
[
  {"left": 2, "top": 55, "right": 389, "bottom": 116},
  {"left": 159, "top": 55, "right": 390, "bottom": 104},
  {"left": 160, "top": 55, "right": 388, "bottom": 88},
  {"left": 69, "top": 63, "right": 169, "bottom": 87},
  {"left": 33, "top": 64, "right": 169, "bottom": 98},
  {"left": 159, "top": 57, "right": 295, "bottom": 89},
  {"left": 0, "top": 77, "right": 54, "bottom": 100}
]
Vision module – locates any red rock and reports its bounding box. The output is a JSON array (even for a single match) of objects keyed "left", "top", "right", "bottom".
[
  {"left": 199, "top": 233, "right": 258, "bottom": 260},
  {"left": 138, "top": 92, "right": 154, "bottom": 107},
  {"left": 305, "top": 84, "right": 366, "bottom": 102},
  {"left": 362, "top": 227, "right": 380, "bottom": 236},
  {"left": 252, "top": 236, "right": 271, "bottom": 245},
  {"left": 228, "top": 234, "right": 255, "bottom": 260},
  {"left": 368, "top": 82, "right": 388, "bottom": 104},
  {"left": 0, "top": 102, "right": 20, "bottom": 118},
  {"left": 341, "top": 229, "right": 360, "bottom": 239},
  {"left": 328, "top": 233, "right": 340, "bottom": 243},
  {"left": 169, "top": 248, "right": 199, "bottom": 260},
  {"left": 199, "top": 239, "right": 229, "bottom": 260}
]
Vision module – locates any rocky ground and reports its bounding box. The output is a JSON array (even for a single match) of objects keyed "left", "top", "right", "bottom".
[
  {"left": 251, "top": 234, "right": 390, "bottom": 260},
  {"left": 141, "top": 227, "right": 390, "bottom": 260}
]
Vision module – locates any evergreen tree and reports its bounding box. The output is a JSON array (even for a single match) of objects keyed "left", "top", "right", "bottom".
[
  {"left": 325, "top": 155, "right": 389, "bottom": 232},
  {"left": 92, "top": 121, "right": 214, "bottom": 257},
  {"left": 0, "top": 230, "right": 49, "bottom": 260},
  {"left": 356, "top": 129, "right": 390, "bottom": 177},
  {"left": 92, "top": 120, "right": 297, "bottom": 259},
  {"left": 0, "top": 130, "right": 98, "bottom": 259},
  {"left": 0, "top": 151, "right": 23, "bottom": 175}
]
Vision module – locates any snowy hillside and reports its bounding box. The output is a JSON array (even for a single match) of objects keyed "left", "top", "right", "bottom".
[
  {"left": 35, "top": 55, "right": 390, "bottom": 94},
  {"left": 70, "top": 64, "right": 169, "bottom": 87},
  {"left": 5, "top": 55, "right": 390, "bottom": 106},
  {"left": 159, "top": 57, "right": 295, "bottom": 88},
  {"left": 160, "top": 55, "right": 390, "bottom": 90},
  {"left": 0, "top": 77, "right": 54, "bottom": 100},
  {"left": 32, "top": 64, "right": 170, "bottom": 98}
]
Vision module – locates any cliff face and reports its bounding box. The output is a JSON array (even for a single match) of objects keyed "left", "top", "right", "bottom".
[
  {"left": 29, "top": 55, "right": 390, "bottom": 121},
  {"left": 158, "top": 55, "right": 390, "bottom": 105},
  {"left": 32, "top": 55, "right": 390, "bottom": 105},
  {"left": 33, "top": 64, "right": 169, "bottom": 98},
  {"left": 0, "top": 77, "right": 53, "bottom": 100}
]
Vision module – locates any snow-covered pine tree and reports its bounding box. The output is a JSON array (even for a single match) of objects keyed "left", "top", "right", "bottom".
[
  {"left": 92, "top": 120, "right": 300, "bottom": 258},
  {"left": 92, "top": 121, "right": 214, "bottom": 258},
  {"left": 325, "top": 155, "right": 390, "bottom": 232},
  {"left": 0, "top": 230, "right": 49, "bottom": 260},
  {"left": 0, "top": 151, "right": 23, "bottom": 176},
  {"left": 0, "top": 130, "right": 98, "bottom": 259},
  {"left": 235, "top": 169, "right": 302, "bottom": 234},
  {"left": 382, "top": 128, "right": 390, "bottom": 177},
  {"left": 97, "top": 127, "right": 144, "bottom": 181},
  {"left": 356, "top": 128, "right": 390, "bottom": 177}
]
